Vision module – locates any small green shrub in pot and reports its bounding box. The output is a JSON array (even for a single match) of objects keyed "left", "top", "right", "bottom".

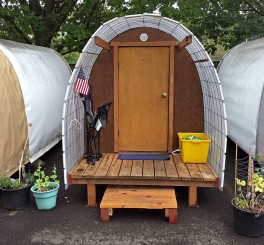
[
  {"left": 31, "top": 164, "right": 60, "bottom": 210},
  {"left": 33, "top": 164, "right": 60, "bottom": 192},
  {"left": 235, "top": 171, "right": 264, "bottom": 216},
  {"left": 0, "top": 172, "right": 34, "bottom": 210},
  {"left": 0, "top": 177, "right": 27, "bottom": 190}
]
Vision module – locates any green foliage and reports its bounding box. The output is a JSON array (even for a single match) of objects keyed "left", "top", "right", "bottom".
[
  {"left": 63, "top": 52, "right": 80, "bottom": 65},
  {"left": 0, "top": 176, "right": 27, "bottom": 190},
  {"left": 160, "top": 0, "right": 264, "bottom": 54},
  {"left": 235, "top": 172, "right": 264, "bottom": 216},
  {"left": 34, "top": 164, "right": 60, "bottom": 192},
  {"left": 0, "top": 0, "right": 175, "bottom": 54},
  {"left": 25, "top": 171, "right": 35, "bottom": 185},
  {"left": 1, "top": 0, "right": 263, "bottom": 56}
]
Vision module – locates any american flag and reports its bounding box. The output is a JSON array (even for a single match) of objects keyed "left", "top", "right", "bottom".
[{"left": 74, "top": 67, "right": 89, "bottom": 95}]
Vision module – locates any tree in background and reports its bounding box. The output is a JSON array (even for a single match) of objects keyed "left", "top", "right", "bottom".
[
  {"left": 0, "top": 0, "right": 263, "bottom": 61},
  {"left": 0, "top": 0, "right": 173, "bottom": 58},
  {"left": 161, "top": 0, "right": 264, "bottom": 54}
]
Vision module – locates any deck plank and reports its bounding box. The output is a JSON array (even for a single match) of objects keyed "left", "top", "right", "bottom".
[
  {"left": 94, "top": 154, "right": 115, "bottom": 178},
  {"left": 154, "top": 160, "right": 167, "bottom": 179},
  {"left": 186, "top": 163, "right": 204, "bottom": 180},
  {"left": 143, "top": 160, "right": 154, "bottom": 179},
  {"left": 71, "top": 159, "right": 89, "bottom": 178},
  {"left": 173, "top": 155, "right": 191, "bottom": 180},
  {"left": 106, "top": 154, "right": 122, "bottom": 178},
  {"left": 173, "top": 155, "right": 183, "bottom": 163},
  {"left": 164, "top": 155, "right": 179, "bottom": 179},
  {"left": 83, "top": 154, "right": 105, "bottom": 177},
  {"left": 131, "top": 160, "right": 143, "bottom": 179},
  {"left": 119, "top": 160, "right": 132, "bottom": 178},
  {"left": 197, "top": 163, "right": 216, "bottom": 181}
]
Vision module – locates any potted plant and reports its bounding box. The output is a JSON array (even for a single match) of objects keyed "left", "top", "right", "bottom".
[
  {"left": 232, "top": 155, "right": 264, "bottom": 238},
  {"left": 31, "top": 164, "right": 60, "bottom": 210},
  {"left": 0, "top": 171, "right": 34, "bottom": 210}
]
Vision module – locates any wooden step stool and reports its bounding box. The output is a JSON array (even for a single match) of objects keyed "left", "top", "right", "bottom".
[{"left": 100, "top": 186, "right": 178, "bottom": 224}]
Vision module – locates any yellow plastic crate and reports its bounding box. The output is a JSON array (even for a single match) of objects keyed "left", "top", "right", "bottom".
[{"left": 178, "top": 132, "right": 211, "bottom": 163}]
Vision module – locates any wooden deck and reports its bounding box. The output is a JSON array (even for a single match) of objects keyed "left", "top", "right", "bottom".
[{"left": 68, "top": 153, "right": 219, "bottom": 207}]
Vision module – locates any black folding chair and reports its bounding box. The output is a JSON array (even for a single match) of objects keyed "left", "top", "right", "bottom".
[{"left": 80, "top": 87, "right": 112, "bottom": 164}]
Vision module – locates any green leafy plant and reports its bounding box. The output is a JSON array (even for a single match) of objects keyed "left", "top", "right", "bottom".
[
  {"left": 235, "top": 171, "right": 264, "bottom": 217},
  {"left": 0, "top": 176, "right": 27, "bottom": 190},
  {"left": 34, "top": 164, "right": 59, "bottom": 192},
  {"left": 24, "top": 171, "right": 35, "bottom": 185}
]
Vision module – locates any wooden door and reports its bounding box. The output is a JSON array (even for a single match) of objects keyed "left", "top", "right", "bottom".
[{"left": 118, "top": 47, "right": 169, "bottom": 151}]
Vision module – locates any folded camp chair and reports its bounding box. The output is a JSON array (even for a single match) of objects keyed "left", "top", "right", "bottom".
[{"left": 80, "top": 87, "right": 112, "bottom": 164}]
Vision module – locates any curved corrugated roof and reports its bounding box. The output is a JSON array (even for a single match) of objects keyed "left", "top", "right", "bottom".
[
  {"left": 62, "top": 14, "right": 227, "bottom": 188},
  {"left": 218, "top": 38, "right": 264, "bottom": 157},
  {"left": 0, "top": 39, "right": 71, "bottom": 165}
]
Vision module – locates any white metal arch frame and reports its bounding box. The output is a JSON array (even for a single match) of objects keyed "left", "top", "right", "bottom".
[{"left": 62, "top": 14, "right": 227, "bottom": 189}]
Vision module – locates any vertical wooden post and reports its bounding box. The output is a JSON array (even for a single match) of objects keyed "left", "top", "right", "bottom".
[
  {"left": 248, "top": 156, "right": 255, "bottom": 209},
  {"left": 87, "top": 184, "right": 96, "bottom": 207},
  {"left": 168, "top": 208, "right": 177, "bottom": 224},
  {"left": 168, "top": 46, "right": 175, "bottom": 153},
  {"left": 100, "top": 208, "right": 110, "bottom": 222},
  {"left": 247, "top": 149, "right": 252, "bottom": 194},
  {"left": 188, "top": 186, "right": 197, "bottom": 207},
  {"left": 113, "top": 45, "right": 119, "bottom": 152}
]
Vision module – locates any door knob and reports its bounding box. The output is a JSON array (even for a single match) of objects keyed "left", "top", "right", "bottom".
[{"left": 162, "top": 92, "right": 167, "bottom": 98}]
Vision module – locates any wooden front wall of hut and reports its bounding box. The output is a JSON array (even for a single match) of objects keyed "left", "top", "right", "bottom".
[{"left": 90, "top": 27, "right": 204, "bottom": 153}]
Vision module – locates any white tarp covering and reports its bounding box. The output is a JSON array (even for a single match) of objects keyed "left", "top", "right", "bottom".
[
  {"left": 0, "top": 39, "right": 71, "bottom": 167},
  {"left": 218, "top": 38, "right": 264, "bottom": 157}
]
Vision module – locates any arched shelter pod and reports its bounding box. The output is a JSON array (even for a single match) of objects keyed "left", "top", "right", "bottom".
[
  {"left": 218, "top": 38, "right": 264, "bottom": 158},
  {"left": 0, "top": 39, "right": 71, "bottom": 176},
  {"left": 63, "top": 14, "right": 227, "bottom": 188}
]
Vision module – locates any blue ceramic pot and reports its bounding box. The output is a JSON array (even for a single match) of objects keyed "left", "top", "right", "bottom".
[{"left": 31, "top": 182, "right": 59, "bottom": 210}]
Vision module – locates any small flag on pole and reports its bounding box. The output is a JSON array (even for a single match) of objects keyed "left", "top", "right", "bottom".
[{"left": 74, "top": 67, "right": 89, "bottom": 95}]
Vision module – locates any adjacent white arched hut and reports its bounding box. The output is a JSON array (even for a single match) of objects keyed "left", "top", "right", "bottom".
[
  {"left": 63, "top": 14, "right": 227, "bottom": 206},
  {"left": 218, "top": 38, "right": 264, "bottom": 158},
  {"left": 0, "top": 39, "right": 71, "bottom": 176}
]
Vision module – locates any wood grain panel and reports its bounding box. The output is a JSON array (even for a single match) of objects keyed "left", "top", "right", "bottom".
[
  {"left": 173, "top": 155, "right": 191, "bottom": 180},
  {"left": 71, "top": 159, "right": 89, "bottom": 178},
  {"left": 154, "top": 160, "right": 167, "bottom": 179},
  {"left": 89, "top": 50, "right": 114, "bottom": 153},
  {"left": 186, "top": 163, "right": 203, "bottom": 180},
  {"left": 89, "top": 27, "right": 204, "bottom": 153},
  {"left": 173, "top": 48, "right": 204, "bottom": 150},
  {"left": 197, "top": 163, "right": 216, "bottom": 181},
  {"left": 131, "top": 160, "right": 143, "bottom": 179},
  {"left": 83, "top": 156, "right": 104, "bottom": 177},
  {"left": 94, "top": 154, "right": 115, "bottom": 177},
  {"left": 119, "top": 47, "right": 169, "bottom": 151},
  {"left": 111, "top": 28, "right": 176, "bottom": 42},
  {"left": 143, "top": 160, "right": 154, "bottom": 179},
  {"left": 100, "top": 186, "right": 177, "bottom": 209},
  {"left": 106, "top": 154, "right": 122, "bottom": 178},
  {"left": 119, "top": 160, "right": 133, "bottom": 177},
  {"left": 164, "top": 155, "right": 179, "bottom": 179}
]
